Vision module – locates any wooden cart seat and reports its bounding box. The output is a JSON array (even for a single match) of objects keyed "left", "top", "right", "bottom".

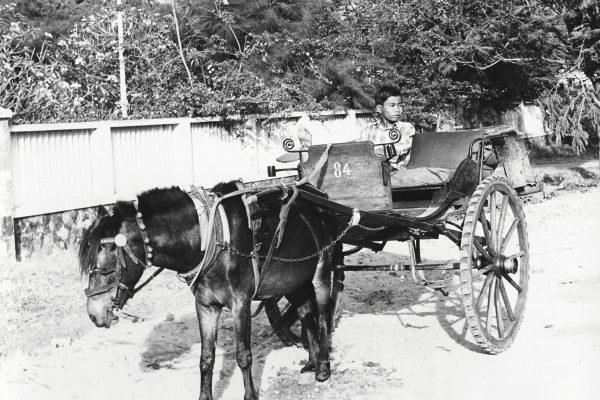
[
  {"left": 391, "top": 129, "right": 488, "bottom": 209},
  {"left": 407, "top": 130, "right": 484, "bottom": 171}
]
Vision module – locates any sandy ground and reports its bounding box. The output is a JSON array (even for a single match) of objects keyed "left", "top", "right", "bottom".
[{"left": 1, "top": 186, "right": 600, "bottom": 400}]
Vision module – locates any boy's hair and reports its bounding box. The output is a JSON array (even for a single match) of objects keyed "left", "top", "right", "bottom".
[{"left": 374, "top": 85, "right": 402, "bottom": 106}]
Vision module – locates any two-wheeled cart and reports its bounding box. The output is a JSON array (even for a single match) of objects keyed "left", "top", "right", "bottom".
[{"left": 255, "top": 126, "right": 540, "bottom": 353}]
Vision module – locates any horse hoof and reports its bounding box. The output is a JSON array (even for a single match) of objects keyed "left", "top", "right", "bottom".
[
  {"left": 315, "top": 361, "right": 331, "bottom": 382},
  {"left": 300, "top": 360, "right": 316, "bottom": 373}
]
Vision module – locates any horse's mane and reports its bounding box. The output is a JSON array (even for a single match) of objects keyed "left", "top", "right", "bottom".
[
  {"left": 137, "top": 186, "right": 192, "bottom": 218},
  {"left": 78, "top": 183, "right": 245, "bottom": 278},
  {"left": 212, "top": 181, "right": 240, "bottom": 196}
]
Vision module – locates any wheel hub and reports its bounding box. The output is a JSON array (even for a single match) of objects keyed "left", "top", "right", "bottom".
[{"left": 493, "top": 254, "right": 519, "bottom": 274}]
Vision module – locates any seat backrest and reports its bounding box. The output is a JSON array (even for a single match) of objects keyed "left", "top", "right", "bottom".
[
  {"left": 407, "top": 129, "right": 484, "bottom": 171},
  {"left": 300, "top": 141, "right": 392, "bottom": 211}
]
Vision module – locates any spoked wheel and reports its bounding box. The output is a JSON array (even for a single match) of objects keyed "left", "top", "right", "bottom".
[
  {"left": 264, "top": 296, "right": 303, "bottom": 346},
  {"left": 460, "top": 176, "right": 529, "bottom": 353}
]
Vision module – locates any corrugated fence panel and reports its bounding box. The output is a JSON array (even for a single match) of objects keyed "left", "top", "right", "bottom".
[
  {"left": 9, "top": 111, "right": 376, "bottom": 216},
  {"left": 11, "top": 129, "right": 94, "bottom": 218},
  {"left": 312, "top": 112, "right": 374, "bottom": 145},
  {"left": 111, "top": 124, "right": 184, "bottom": 199},
  {"left": 190, "top": 121, "right": 259, "bottom": 187},
  {"left": 255, "top": 118, "right": 297, "bottom": 180}
]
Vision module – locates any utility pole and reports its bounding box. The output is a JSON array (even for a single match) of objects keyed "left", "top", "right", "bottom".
[{"left": 117, "top": 0, "right": 128, "bottom": 117}]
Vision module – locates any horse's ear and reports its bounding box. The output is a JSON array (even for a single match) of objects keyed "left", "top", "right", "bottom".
[{"left": 97, "top": 205, "right": 109, "bottom": 218}]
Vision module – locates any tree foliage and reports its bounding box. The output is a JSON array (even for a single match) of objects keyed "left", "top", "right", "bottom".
[
  {"left": 538, "top": 0, "right": 600, "bottom": 153},
  {"left": 1, "top": 0, "right": 598, "bottom": 152}
]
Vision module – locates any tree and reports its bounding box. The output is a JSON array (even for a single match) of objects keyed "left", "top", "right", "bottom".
[
  {"left": 540, "top": 0, "right": 600, "bottom": 153},
  {"left": 2, "top": 0, "right": 599, "bottom": 150}
]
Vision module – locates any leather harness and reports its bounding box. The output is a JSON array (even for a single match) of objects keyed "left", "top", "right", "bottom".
[{"left": 87, "top": 145, "right": 334, "bottom": 303}]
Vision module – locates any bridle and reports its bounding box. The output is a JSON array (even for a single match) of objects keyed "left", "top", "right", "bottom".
[{"left": 84, "top": 204, "right": 165, "bottom": 310}]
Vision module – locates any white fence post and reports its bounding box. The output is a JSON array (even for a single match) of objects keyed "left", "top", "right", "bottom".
[
  {"left": 0, "top": 108, "right": 15, "bottom": 261},
  {"left": 172, "top": 119, "right": 194, "bottom": 188},
  {"left": 89, "top": 123, "right": 115, "bottom": 205}
]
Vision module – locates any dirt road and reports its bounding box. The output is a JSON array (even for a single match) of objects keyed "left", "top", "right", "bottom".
[{"left": 1, "top": 187, "right": 599, "bottom": 400}]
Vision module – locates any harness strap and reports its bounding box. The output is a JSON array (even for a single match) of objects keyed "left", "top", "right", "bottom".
[
  {"left": 235, "top": 181, "right": 263, "bottom": 298},
  {"left": 180, "top": 146, "right": 333, "bottom": 294},
  {"left": 181, "top": 186, "right": 231, "bottom": 291},
  {"left": 275, "top": 185, "right": 298, "bottom": 248},
  {"left": 250, "top": 144, "right": 331, "bottom": 297},
  {"left": 190, "top": 192, "right": 210, "bottom": 251},
  {"left": 133, "top": 267, "right": 166, "bottom": 295},
  {"left": 253, "top": 185, "right": 300, "bottom": 298},
  {"left": 132, "top": 200, "right": 154, "bottom": 269},
  {"left": 122, "top": 244, "right": 143, "bottom": 265},
  {"left": 295, "top": 143, "right": 332, "bottom": 186}
]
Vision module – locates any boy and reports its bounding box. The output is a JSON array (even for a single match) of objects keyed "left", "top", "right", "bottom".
[
  {"left": 361, "top": 85, "right": 449, "bottom": 187},
  {"left": 281, "top": 85, "right": 449, "bottom": 187}
]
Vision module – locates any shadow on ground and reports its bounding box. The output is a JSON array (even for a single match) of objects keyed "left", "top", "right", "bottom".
[{"left": 140, "top": 308, "right": 295, "bottom": 399}]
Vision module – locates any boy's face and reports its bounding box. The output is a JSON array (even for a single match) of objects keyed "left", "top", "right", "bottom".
[{"left": 376, "top": 96, "right": 403, "bottom": 124}]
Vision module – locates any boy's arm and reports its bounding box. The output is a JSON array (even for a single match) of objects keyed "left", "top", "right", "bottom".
[{"left": 394, "top": 122, "right": 416, "bottom": 167}]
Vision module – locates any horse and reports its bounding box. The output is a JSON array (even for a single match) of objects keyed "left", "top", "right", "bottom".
[{"left": 79, "top": 182, "right": 337, "bottom": 400}]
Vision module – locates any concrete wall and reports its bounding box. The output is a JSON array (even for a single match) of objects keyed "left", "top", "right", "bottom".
[{"left": 1, "top": 108, "right": 14, "bottom": 262}]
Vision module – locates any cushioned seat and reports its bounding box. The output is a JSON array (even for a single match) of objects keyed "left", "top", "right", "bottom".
[{"left": 391, "top": 129, "right": 488, "bottom": 189}]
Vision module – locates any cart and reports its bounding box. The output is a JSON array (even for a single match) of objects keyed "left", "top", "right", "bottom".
[{"left": 254, "top": 125, "right": 540, "bottom": 354}]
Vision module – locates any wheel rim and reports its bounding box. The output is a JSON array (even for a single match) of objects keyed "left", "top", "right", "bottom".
[{"left": 460, "top": 177, "right": 529, "bottom": 353}]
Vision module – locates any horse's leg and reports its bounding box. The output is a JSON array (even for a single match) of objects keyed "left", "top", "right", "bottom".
[
  {"left": 196, "top": 302, "right": 222, "bottom": 400},
  {"left": 285, "top": 284, "right": 323, "bottom": 378},
  {"left": 312, "top": 252, "right": 332, "bottom": 381},
  {"left": 231, "top": 296, "right": 258, "bottom": 400}
]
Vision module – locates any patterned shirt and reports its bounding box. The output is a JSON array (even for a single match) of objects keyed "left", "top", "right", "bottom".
[{"left": 359, "top": 119, "right": 416, "bottom": 167}]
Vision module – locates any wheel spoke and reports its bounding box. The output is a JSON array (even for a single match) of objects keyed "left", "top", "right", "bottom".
[
  {"left": 474, "top": 238, "right": 492, "bottom": 261},
  {"left": 485, "top": 275, "right": 496, "bottom": 335},
  {"left": 472, "top": 265, "right": 494, "bottom": 279},
  {"left": 496, "top": 194, "right": 509, "bottom": 249},
  {"left": 499, "top": 217, "right": 520, "bottom": 254},
  {"left": 498, "top": 277, "right": 516, "bottom": 322},
  {"left": 502, "top": 272, "right": 523, "bottom": 293},
  {"left": 495, "top": 278, "right": 505, "bottom": 337},
  {"left": 489, "top": 192, "right": 497, "bottom": 250},
  {"left": 506, "top": 250, "right": 526, "bottom": 259},
  {"left": 476, "top": 273, "right": 494, "bottom": 310},
  {"left": 478, "top": 214, "right": 493, "bottom": 252}
]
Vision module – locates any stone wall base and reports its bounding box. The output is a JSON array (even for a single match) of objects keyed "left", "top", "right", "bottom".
[{"left": 14, "top": 206, "right": 111, "bottom": 260}]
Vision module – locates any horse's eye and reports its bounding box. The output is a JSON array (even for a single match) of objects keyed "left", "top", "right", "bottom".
[
  {"left": 93, "top": 263, "right": 117, "bottom": 275},
  {"left": 100, "top": 243, "right": 116, "bottom": 251}
]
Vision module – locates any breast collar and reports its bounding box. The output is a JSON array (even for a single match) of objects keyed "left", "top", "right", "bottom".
[{"left": 178, "top": 186, "right": 231, "bottom": 289}]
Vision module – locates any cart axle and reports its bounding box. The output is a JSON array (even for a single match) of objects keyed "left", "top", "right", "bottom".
[{"left": 336, "top": 262, "right": 460, "bottom": 272}]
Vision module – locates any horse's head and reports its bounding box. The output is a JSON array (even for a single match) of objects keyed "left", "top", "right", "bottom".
[{"left": 79, "top": 205, "right": 146, "bottom": 328}]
